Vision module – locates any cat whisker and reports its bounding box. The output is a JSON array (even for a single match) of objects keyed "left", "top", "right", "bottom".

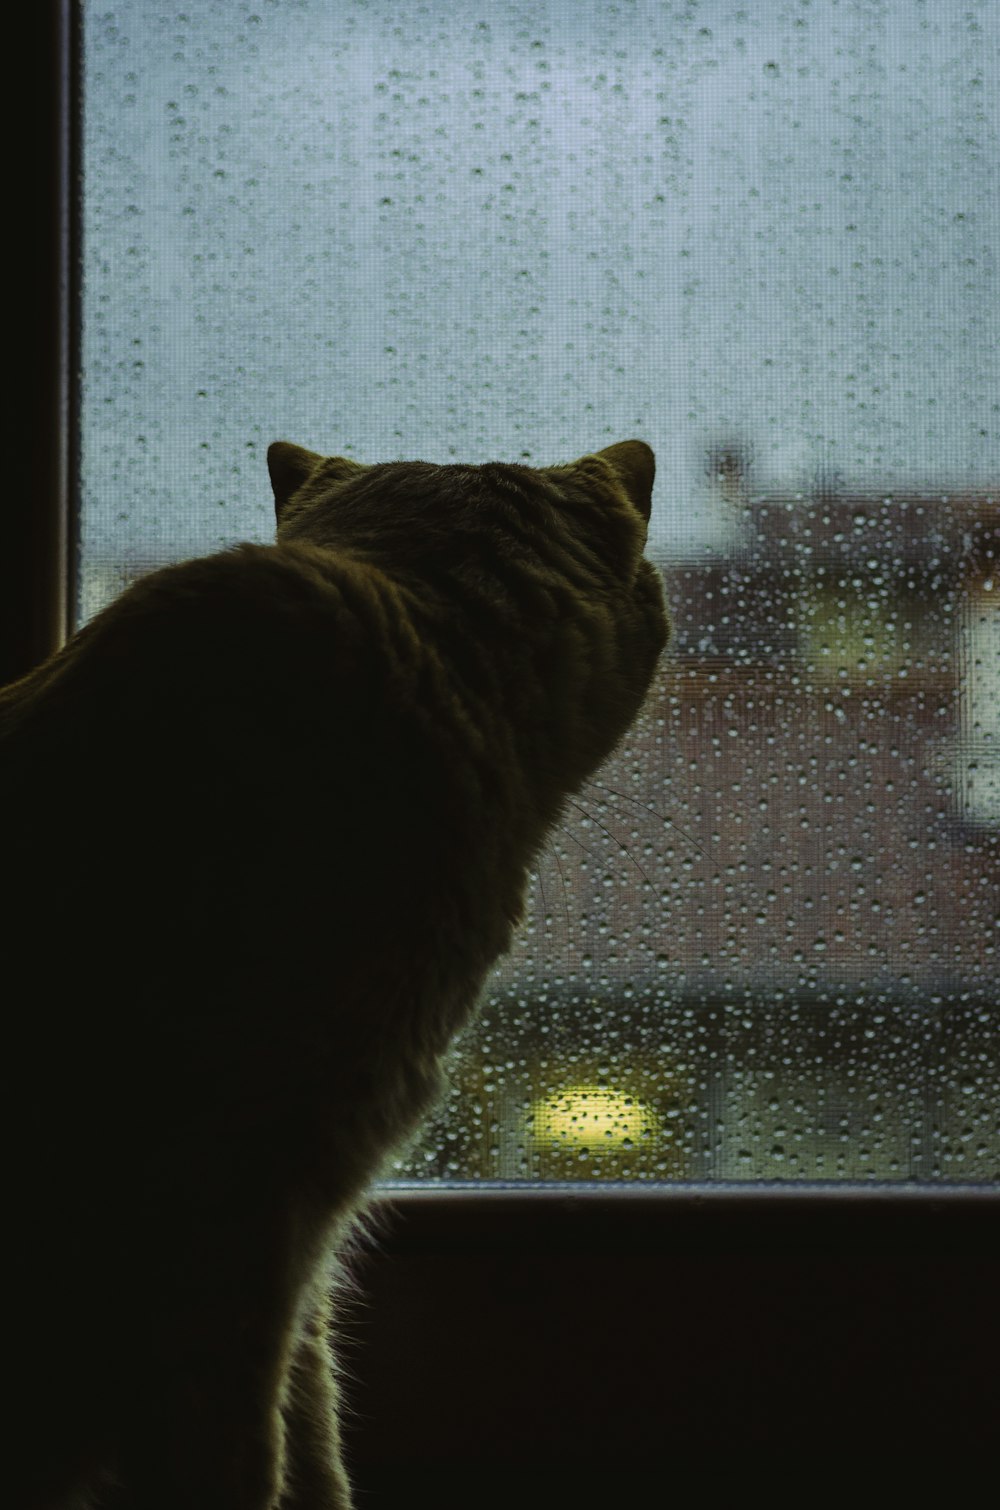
[
  {"left": 566, "top": 797, "right": 654, "bottom": 892},
  {"left": 535, "top": 866, "right": 547, "bottom": 925},
  {"left": 551, "top": 822, "right": 606, "bottom": 876},
  {"left": 546, "top": 841, "right": 573, "bottom": 933},
  {"left": 528, "top": 863, "right": 552, "bottom": 933},
  {"left": 584, "top": 778, "right": 712, "bottom": 861},
  {"left": 537, "top": 826, "right": 600, "bottom": 930}
]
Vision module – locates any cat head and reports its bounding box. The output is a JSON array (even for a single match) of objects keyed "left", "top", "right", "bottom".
[
  {"left": 266, "top": 441, "right": 668, "bottom": 787},
  {"left": 267, "top": 439, "right": 657, "bottom": 588}
]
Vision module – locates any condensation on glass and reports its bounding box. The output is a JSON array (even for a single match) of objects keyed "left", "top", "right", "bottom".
[{"left": 82, "top": 2, "right": 998, "bottom": 1182}]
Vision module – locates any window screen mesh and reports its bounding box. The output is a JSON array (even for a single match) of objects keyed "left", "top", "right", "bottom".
[{"left": 82, "top": 1, "right": 998, "bottom": 1181}]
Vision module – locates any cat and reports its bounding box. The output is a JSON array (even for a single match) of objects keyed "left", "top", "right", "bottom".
[{"left": 3, "top": 439, "right": 669, "bottom": 1509}]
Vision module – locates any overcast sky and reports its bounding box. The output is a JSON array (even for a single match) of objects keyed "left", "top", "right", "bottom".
[{"left": 82, "top": 0, "right": 998, "bottom": 578}]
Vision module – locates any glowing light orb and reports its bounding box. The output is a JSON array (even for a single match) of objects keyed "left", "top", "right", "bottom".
[{"left": 529, "top": 1085, "right": 657, "bottom": 1149}]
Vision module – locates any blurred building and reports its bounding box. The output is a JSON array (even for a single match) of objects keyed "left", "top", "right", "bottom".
[
  {"left": 656, "top": 467, "right": 998, "bottom": 994},
  {"left": 404, "top": 464, "right": 999, "bottom": 1183}
]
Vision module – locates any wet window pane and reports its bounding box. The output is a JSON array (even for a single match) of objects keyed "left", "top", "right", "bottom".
[{"left": 82, "top": 1, "right": 998, "bottom": 1182}]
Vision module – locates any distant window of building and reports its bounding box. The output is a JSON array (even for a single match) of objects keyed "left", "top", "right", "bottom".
[{"left": 957, "top": 579, "right": 1000, "bottom": 827}]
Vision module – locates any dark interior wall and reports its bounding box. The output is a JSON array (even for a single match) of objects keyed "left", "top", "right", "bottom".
[{"left": 342, "top": 1190, "right": 998, "bottom": 1501}]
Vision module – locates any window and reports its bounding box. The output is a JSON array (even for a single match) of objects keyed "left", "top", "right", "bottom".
[{"left": 81, "top": 0, "right": 997, "bottom": 1184}]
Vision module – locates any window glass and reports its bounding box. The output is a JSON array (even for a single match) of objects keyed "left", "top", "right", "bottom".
[{"left": 82, "top": 0, "right": 998, "bottom": 1181}]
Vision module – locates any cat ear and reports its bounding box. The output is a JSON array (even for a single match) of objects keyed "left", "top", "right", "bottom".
[
  {"left": 593, "top": 440, "right": 655, "bottom": 523},
  {"left": 267, "top": 441, "right": 324, "bottom": 517}
]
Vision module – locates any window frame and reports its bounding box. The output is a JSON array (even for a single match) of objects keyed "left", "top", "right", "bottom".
[
  {"left": 12, "top": 1, "right": 997, "bottom": 1476},
  {"left": 5, "top": 0, "right": 77, "bottom": 687}
]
